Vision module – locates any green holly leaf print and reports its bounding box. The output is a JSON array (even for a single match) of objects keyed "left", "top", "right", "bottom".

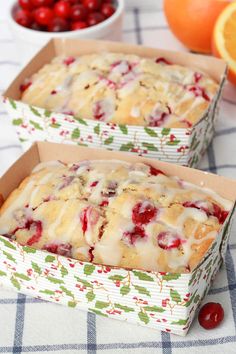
[
  {"left": 162, "top": 274, "right": 181, "bottom": 281},
  {"left": 60, "top": 266, "right": 68, "bottom": 278},
  {"left": 194, "top": 294, "right": 200, "bottom": 304},
  {"left": 50, "top": 123, "right": 61, "bottom": 129},
  {"left": 30, "top": 120, "right": 43, "bottom": 130},
  {"left": 205, "top": 259, "right": 212, "bottom": 270},
  {"left": 170, "top": 289, "right": 181, "bottom": 303},
  {"left": 74, "top": 276, "right": 93, "bottom": 288},
  {"left": 0, "top": 238, "right": 16, "bottom": 250},
  {"left": 0, "top": 270, "right": 7, "bottom": 277},
  {"left": 114, "top": 304, "right": 135, "bottom": 312},
  {"left": 71, "top": 128, "right": 80, "bottom": 139},
  {"left": 45, "top": 255, "right": 56, "bottom": 263},
  {"left": 144, "top": 127, "right": 158, "bottom": 137},
  {"left": 166, "top": 140, "right": 181, "bottom": 146},
  {"left": 120, "top": 142, "right": 134, "bottom": 151},
  {"left": 143, "top": 306, "right": 165, "bottom": 313},
  {"left": 31, "top": 262, "right": 42, "bottom": 275},
  {"left": 171, "top": 319, "right": 188, "bottom": 325},
  {"left": 86, "top": 291, "right": 95, "bottom": 302},
  {"left": 138, "top": 311, "right": 149, "bottom": 324},
  {"left": 3, "top": 251, "right": 16, "bottom": 263},
  {"left": 134, "top": 285, "right": 151, "bottom": 297},
  {"left": 9, "top": 98, "right": 17, "bottom": 109},
  {"left": 120, "top": 285, "right": 131, "bottom": 296},
  {"left": 119, "top": 125, "right": 128, "bottom": 135},
  {"left": 104, "top": 136, "right": 114, "bottom": 145},
  {"left": 132, "top": 271, "right": 154, "bottom": 282},
  {"left": 11, "top": 277, "right": 20, "bottom": 291},
  {"left": 142, "top": 143, "right": 158, "bottom": 151},
  {"left": 23, "top": 246, "right": 37, "bottom": 253},
  {"left": 95, "top": 301, "right": 110, "bottom": 309},
  {"left": 44, "top": 110, "right": 51, "bottom": 117},
  {"left": 108, "top": 275, "right": 126, "bottom": 281},
  {"left": 94, "top": 124, "right": 100, "bottom": 135},
  {"left": 161, "top": 128, "right": 171, "bottom": 136},
  {"left": 60, "top": 286, "right": 74, "bottom": 298},
  {"left": 68, "top": 301, "right": 77, "bottom": 308},
  {"left": 84, "top": 264, "right": 95, "bottom": 275},
  {"left": 14, "top": 272, "right": 30, "bottom": 281},
  {"left": 47, "top": 276, "right": 64, "bottom": 284},
  {"left": 30, "top": 106, "right": 41, "bottom": 117},
  {"left": 12, "top": 118, "right": 23, "bottom": 126},
  {"left": 40, "top": 289, "right": 55, "bottom": 295},
  {"left": 89, "top": 309, "right": 108, "bottom": 317},
  {"left": 74, "top": 117, "right": 88, "bottom": 126}
]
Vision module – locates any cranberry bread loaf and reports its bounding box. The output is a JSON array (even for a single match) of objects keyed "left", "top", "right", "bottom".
[
  {"left": 21, "top": 53, "right": 218, "bottom": 128},
  {"left": 0, "top": 160, "right": 231, "bottom": 273}
]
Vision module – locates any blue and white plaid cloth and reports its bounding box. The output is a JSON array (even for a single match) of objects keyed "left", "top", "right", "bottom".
[{"left": 0, "top": 2, "right": 236, "bottom": 353}]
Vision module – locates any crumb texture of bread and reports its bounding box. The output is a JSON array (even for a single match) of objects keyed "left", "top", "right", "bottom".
[
  {"left": 21, "top": 53, "right": 219, "bottom": 128},
  {"left": 0, "top": 159, "right": 232, "bottom": 273}
]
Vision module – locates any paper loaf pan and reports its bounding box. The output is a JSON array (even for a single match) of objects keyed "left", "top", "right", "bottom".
[
  {"left": 3, "top": 38, "right": 227, "bottom": 167},
  {"left": 0, "top": 142, "right": 235, "bottom": 336}
]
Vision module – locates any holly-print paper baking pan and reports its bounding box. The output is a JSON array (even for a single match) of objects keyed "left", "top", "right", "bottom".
[
  {"left": 3, "top": 39, "right": 227, "bottom": 167},
  {"left": 0, "top": 142, "right": 235, "bottom": 336}
]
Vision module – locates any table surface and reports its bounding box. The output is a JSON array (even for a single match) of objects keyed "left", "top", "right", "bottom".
[{"left": 0, "top": 2, "right": 236, "bottom": 354}]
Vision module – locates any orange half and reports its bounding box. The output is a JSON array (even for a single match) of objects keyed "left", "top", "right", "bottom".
[{"left": 212, "top": 1, "right": 236, "bottom": 85}]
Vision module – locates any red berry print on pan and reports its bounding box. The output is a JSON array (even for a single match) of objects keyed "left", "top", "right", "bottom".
[
  {"left": 132, "top": 202, "right": 157, "bottom": 225},
  {"left": 198, "top": 302, "right": 224, "bottom": 329}
]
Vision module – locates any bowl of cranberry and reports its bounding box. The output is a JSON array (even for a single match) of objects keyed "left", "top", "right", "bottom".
[{"left": 8, "top": 0, "right": 124, "bottom": 63}]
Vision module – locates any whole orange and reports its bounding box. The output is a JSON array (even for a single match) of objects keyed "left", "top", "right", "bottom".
[
  {"left": 164, "top": 0, "right": 230, "bottom": 53},
  {"left": 212, "top": 1, "right": 236, "bottom": 85}
]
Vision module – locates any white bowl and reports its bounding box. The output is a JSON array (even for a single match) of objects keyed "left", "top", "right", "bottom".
[{"left": 7, "top": 0, "right": 124, "bottom": 64}]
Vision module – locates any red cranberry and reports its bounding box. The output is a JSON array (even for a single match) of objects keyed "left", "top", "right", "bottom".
[
  {"left": 30, "top": 0, "right": 54, "bottom": 7},
  {"left": 157, "top": 231, "right": 181, "bottom": 250},
  {"left": 123, "top": 226, "right": 146, "bottom": 245},
  {"left": 18, "top": 0, "right": 33, "bottom": 10},
  {"left": 83, "top": 0, "right": 101, "bottom": 12},
  {"left": 26, "top": 220, "right": 43, "bottom": 246},
  {"left": 87, "top": 12, "right": 105, "bottom": 26},
  {"left": 148, "top": 164, "right": 165, "bottom": 176},
  {"left": 30, "top": 21, "right": 46, "bottom": 30},
  {"left": 155, "top": 57, "right": 172, "bottom": 65},
  {"left": 48, "top": 17, "right": 69, "bottom": 31},
  {"left": 101, "top": 3, "right": 115, "bottom": 18},
  {"left": 43, "top": 242, "right": 72, "bottom": 257},
  {"left": 20, "top": 81, "right": 32, "bottom": 92},
  {"left": 54, "top": 1, "right": 72, "bottom": 19},
  {"left": 212, "top": 203, "right": 229, "bottom": 224},
  {"left": 80, "top": 206, "right": 99, "bottom": 234},
  {"left": 132, "top": 202, "right": 157, "bottom": 225},
  {"left": 34, "top": 7, "right": 54, "bottom": 26},
  {"left": 88, "top": 246, "right": 94, "bottom": 261},
  {"left": 71, "top": 4, "right": 88, "bottom": 21},
  {"left": 198, "top": 302, "right": 224, "bottom": 329},
  {"left": 71, "top": 21, "right": 87, "bottom": 30},
  {"left": 14, "top": 9, "right": 32, "bottom": 27},
  {"left": 63, "top": 56, "right": 75, "bottom": 65}
]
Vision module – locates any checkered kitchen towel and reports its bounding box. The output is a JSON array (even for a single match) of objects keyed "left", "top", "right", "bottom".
[{"left": 0, "top": 1, "right": 236, "bottom": 353}]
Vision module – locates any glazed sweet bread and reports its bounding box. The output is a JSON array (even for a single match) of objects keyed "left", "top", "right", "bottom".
[
  {"left": 0, "top": 160, "right": 232, "bottom": 273},
  {"left": 21, "top": 53, "right": 218, "bottom": 128}
]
